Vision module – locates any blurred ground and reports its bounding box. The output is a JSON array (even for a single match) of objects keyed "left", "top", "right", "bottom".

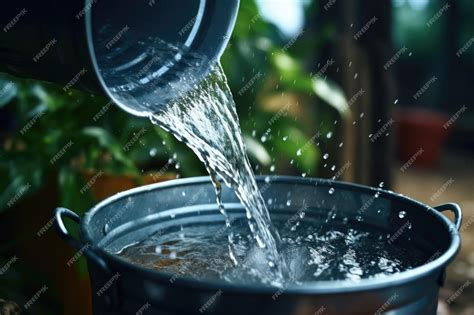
[{"left": 393, "top": 150, "right": 474, "bottom": 315}]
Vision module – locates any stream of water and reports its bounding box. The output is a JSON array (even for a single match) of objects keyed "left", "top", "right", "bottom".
[{"left": 99, "top": 34, "right": 287, "bottom": 282}]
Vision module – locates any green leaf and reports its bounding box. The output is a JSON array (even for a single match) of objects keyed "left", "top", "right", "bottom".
[
  {"left": 271, "top": 51, "right": 349, "bottom": 117},
  {"left": 244, "top": 135, "right": 271, "bottom": 166},
  {"left": 273, "top": 126, "right": 321, "bottom": 174},
  {"left": 81, "top": 127, "right": 137, "bottom": 172}
]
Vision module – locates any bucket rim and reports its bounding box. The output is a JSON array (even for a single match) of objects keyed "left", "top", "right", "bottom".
[{"left": 82, "top": 175, "right": 461, "bottom": 295}]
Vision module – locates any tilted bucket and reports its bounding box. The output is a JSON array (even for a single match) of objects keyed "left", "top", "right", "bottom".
[{"left": 55, "top": 176, "right": 462, "bottom": 315}]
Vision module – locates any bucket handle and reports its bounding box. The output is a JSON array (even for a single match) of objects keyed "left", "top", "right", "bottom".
[
  {"left": 55, "top": 207, "right": 119, "bottom": 311},
  {"left": 433, "top": 203, "right": 463, "bottom": 231},
  {"left": 54, "top": 207, "right": 110, "bottom": 274}
]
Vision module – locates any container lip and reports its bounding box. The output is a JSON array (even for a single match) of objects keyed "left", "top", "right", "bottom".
[
  {"left": 83, "top": 0, "right": 239, "bottom": 118},
  {"left": 84, "top": 2, "right": 150, "bottom": 118},
  {"left": 82, "top": 176, "right": 461, "bottom": 295}
]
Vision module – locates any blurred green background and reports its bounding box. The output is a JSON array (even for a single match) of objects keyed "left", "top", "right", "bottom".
[{"left": 1, "top": 0, "right": 473, "bottom": 314}]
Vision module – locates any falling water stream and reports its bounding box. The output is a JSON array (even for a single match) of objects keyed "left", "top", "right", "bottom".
[
  {"left": 99, "top": 35, "right": 428, "bottom": 285},
  {"left": 148, "top": 64, "right": 287, "bottom": 281}
]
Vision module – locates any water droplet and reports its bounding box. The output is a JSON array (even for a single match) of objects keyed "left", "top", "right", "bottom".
[
  {"left": 360, "top": 113, "right": 364, "bottom": 118},
  {"left": 264, "top": 176, "right": 271, "bottom": 183},
  {"left": 103, "top": 223, "right": 110, "bottom": 234},
  {"left": 172, "top": 153, "right": 178, "bottom": 159},
  {"left": 374, "top": 192, "right": 380, "bottom": 198},
  {"left": 339, "top": 142, "right": 344, "bottom": 147},
  {"left": 368, "top": 133, "right": 373, "bottom": 138},
  {"left": 356, "top": 215, "right": 363, "bottom": 222},
  {"left": 301, "top": 173, "right": 307, "bottom": 178},
  {"left": 162, "top": 140, "right": 166, "bottom": 145},
  {"left": 155, "top": 246, "right": 162, "bottom": 254},
  {"left": 175, "top": 162, "right": 181, "bottom": 169},
  {"left": 379, "top": 182, "right": 384, "bottom": 188},
  {"left": 286, "top": 200, "right": 292, "bottom": 206},
  {"left": 182, "top": 191, "right": 186, "bottom": 196},
  {"left": 323, "top": 153, "right": 329, "bottom": 160},
  {"left": 261, "top": 135, "right": 267, "bottom": 143},
  {"left": 296, "top": 149, "right": 302, "bottom": 156},
  {"left": 282, "top": 136, "right": 288, "bottom": 141},
  {"left": 169, "top": 252, "right": 177, "bottom": 259},
  {"left": 398, "top": 211, "right": 407, "bottom": 219},
  {"left": 354, "top": 73, "right": 358, "bottom": 79},
  {"left": 326, "top": 132, "right": 333, "bottom": 139},
  {"left": 290, "top": 159, "right": 294, "bottom": 165},
  {"left": 394, "top": 99, "right": 399, "bottom": 104},
  {"left": 268, "top": 261, "right": 275, "bottom": 268},
  {"left": 328, "top": 188, "right": 335, "bottom": 194},
  {"left": 251, "top": 130, "right": 257, "bottom": 137},
  {"left": 331, "top": 165, "right": 336, "bottom": 171},
  {"left": 270, "top": 165, "right": 276, "bottom": 172}
]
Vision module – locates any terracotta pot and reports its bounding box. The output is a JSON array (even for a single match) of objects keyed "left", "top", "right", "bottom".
[{"left": 396, "top": 108, "right": 450, "bottom": 168}]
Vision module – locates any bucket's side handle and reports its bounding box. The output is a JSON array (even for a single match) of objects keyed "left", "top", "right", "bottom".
[
  {"left": 54, "top": 207, "right": 110, "bottom": 273},
  {"left": 55, "top": 208, "right": 119, "bottom": 311},
  {"left": 434, "top": 203, "right": 463, "bottom": 231}
]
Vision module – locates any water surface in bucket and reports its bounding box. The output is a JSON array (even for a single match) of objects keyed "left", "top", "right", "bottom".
[
  {"left": 98, "top": 35, "right": 285, "bottom": 282},
  {"left": 114, "top": 219, "right": 428, "bottom": 285}
]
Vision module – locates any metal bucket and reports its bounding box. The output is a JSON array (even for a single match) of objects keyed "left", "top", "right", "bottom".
[{"left": 55, "top": 176, "right": 462, "bottom": 315}]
